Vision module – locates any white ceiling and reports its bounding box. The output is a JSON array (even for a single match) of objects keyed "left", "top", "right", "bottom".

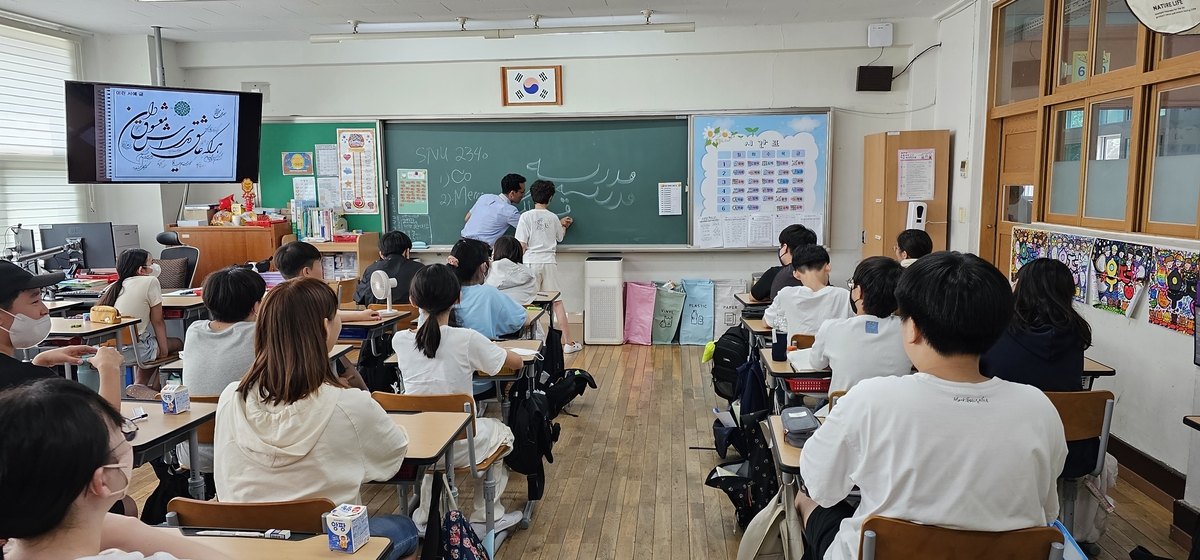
[{"left": 1, "top": 0, "right": 954, "bottom": 42}]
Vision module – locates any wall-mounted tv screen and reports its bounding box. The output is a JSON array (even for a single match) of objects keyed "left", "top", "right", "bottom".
[{"left": 65, "top": 81, "right": 262, "bottom": 184}]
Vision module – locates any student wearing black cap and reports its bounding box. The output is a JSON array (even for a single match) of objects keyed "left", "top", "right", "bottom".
[{"left": 0, "top": 261, "right": 124, "bottom": 408}]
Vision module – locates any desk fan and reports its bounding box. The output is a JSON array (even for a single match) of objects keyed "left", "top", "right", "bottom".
[{"left": 369, "top": 270, "right": 400, "bottom": 317}]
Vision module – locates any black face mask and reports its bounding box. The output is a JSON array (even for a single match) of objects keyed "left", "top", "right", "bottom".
[{"left": 850, "top": 298, "right": 858, "bottom": 314}]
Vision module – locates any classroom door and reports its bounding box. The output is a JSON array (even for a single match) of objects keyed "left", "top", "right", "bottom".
[{"left": 990, "top": 113, "right": 1039, "bottom": 266}]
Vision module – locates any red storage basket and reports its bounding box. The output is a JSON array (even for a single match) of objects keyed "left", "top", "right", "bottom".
[{"left": 785, "top": 377, "right": 831, "bottom": 393}]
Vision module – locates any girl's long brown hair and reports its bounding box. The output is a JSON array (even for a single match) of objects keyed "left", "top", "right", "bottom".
[{"left": 237, "top": 277, "right": 342, "bottom": 406}]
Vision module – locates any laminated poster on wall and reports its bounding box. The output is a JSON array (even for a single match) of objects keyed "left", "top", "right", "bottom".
[
  {"left": 394, "top": 169, "right": 430, "bottom": 215},
  {"left": 1010, "top": 227, "right": 1048, "bottom": 281},
  {"left": 1047, "top": 233, "right": 1095, "bottom": 304},
  {"left": 1091, "top": 238, "right": 1152, "bottom": 316},
  {"left": 1147, "top": 247, "right": 1199, "bottom": 335},
  {"left": 337, "top": 128, "right": 379, "bottom": 215}
]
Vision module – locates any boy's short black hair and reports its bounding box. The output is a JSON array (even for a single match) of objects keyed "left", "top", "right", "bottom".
[
  {"left": 274, "top": 241, "right": 322, "bottom": 279},
  {"left": 897, "top": 229, "right": 934, "bottom": 259},
  {"left": 379, "top": 231, "right": 413, "bottom": 258},
  {"left": 780, "top": 224, "right": 818, "bottom": 254},
  {"left": 852, "top": 256, "right": 903, "bottom": 318},
  {"left": 501, "top": 173, "right": 527, "bottom": 195},
  {"left": 792, "top": 245, "right": 830, "bottom": 273},
  {"left": 202, "top": 266, "right": 267, "bottom": 323},
  {"left": 895, "top": 251, "right": 1013, "bottom": 356},
  {"left": 529, "top": 180, "right": 556, "bottom": 204}
]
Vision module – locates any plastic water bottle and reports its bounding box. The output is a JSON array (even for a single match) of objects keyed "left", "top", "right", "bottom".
[{"left": 772, "top": 312, "right": 788, "bottom": 362}]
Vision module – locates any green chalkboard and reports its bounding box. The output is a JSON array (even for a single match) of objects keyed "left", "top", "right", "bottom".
[
  {"left": 258, "top": 122, "right": 383, "bottom": 233},
  {"left": 383, "top": 119, "right": 689, "bottom": 245}
]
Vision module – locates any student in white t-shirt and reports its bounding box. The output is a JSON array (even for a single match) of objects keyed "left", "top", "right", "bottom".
[
  {"left": 795, "top": 252, "right": 1068, "bottom": 560},
  {"left": 98, "top": 249, "right": 183, "bottom": 387},
  {"left": 809, "top": 256, "right": 911, "bottom": 394},
  {"left": 764, "top": 245, "right": 852, "bottom": 339},
  {"left": 392, "top": 264, "right": 524, "bottom": 532},
  {"left": 515, "top": 180, "right": 580, "bottom": 353}
]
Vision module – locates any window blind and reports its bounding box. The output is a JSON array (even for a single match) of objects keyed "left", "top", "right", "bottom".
[{"left": 0, "top": 23, "right": 82, "bottom": 230}]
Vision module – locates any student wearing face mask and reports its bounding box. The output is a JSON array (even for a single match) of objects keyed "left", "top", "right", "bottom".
[
  {"left": 0, "top": 262, "right": 124, "bottom": 409},
  {"left": 0, "top": 378, "right": 231, "bottom": 560},
  {"left": 447, "top": 238, "right": 526, "bottom": 339},
  {"left": 98, "top": 249, "right": 183, "bottom": 388}
]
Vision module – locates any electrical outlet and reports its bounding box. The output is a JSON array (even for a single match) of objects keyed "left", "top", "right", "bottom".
[{"left": 959, "top": 160, "right": 968, "bottom": 178}]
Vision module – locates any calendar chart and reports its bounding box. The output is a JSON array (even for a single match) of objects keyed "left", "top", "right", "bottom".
[{"left": 692, "top": 112, "right": 830, "bottom": 248}]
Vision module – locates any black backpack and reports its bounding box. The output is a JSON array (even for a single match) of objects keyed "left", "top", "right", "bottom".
[
  {"left": 504, "top": 376, "right": 560, "bottom": 501},
  {"left": 711, "top": 326, "right": 750, "bottom": 402}
]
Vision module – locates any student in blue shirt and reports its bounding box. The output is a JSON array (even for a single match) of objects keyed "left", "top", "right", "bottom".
[
  {"left": 448, "top": 237, "right": 527, "bottom": 339},
  {"left": 461, "top": 173, "right": 527, "bottom": 246}
]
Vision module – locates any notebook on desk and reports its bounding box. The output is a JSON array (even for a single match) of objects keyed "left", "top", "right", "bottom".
[{"left": 787, "top": 348, "right": 823, "bottom": 373}]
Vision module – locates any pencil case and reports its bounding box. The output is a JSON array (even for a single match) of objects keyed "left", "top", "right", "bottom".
[{"left": 780, "top": 406, "right": 820, "bottom": 448}]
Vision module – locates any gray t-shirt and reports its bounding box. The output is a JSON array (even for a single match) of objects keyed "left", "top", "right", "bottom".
[{"left": 178, "top": 320, "right": 255, "bottom": 472}]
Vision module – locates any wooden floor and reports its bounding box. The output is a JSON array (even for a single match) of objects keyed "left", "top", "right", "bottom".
[{"left": 128, "top": 344, "right": 1192, "bottom": 560}]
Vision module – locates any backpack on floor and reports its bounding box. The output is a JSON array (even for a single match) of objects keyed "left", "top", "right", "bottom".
[
  {"left": 505, "top": 376, "right": 559, "bottom": 501},
  {"left": 543, "top": 369, "right": 597, "bottom": 419},
  {"left": 711, "top": 326, "right": 750, "bottom": 402},
  {"left": 421, "top": 473, "right": 490, "bottom": 560}
]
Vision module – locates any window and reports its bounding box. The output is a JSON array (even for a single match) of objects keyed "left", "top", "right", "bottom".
[
  {"left": 1093, "top": 0, "right": 1137, "bottom": 75},
  {"left": 1146, "top": 80, "right": 1200, "bottom": 234},
  {"left": 995, "top": 0, "right": 1047, "bottom": 105},
  {"left": 0, "top": 23, "right": 82, "bottom": 228},
  {"left": 1083, "top": 96, "right": 1133, "bottom": 222},
  {"left": 1162, "top": 35, "right": 1200, "bottom": 61},
  {"left": 1049, "top": 107, "right": 1085, "bottom": 218},
  {"left": 1058, "top": 0, "right": 1091, "bottom": 86}
]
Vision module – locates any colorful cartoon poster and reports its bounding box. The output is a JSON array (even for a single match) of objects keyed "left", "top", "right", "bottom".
[
  {"left": 281, "top": 152, "right": 313, "bottom": 175},
  {"left": 1010, "top": 227, "right": 1048, "bottom": 280},
  {"left": 1047, "top": 233, "right": 1095, "bottom": 303},
  {"left": 394, "top": 169, "right": 429, "bottom": 215},
  {"left": 1148, "top": 248, "right": 1199, "bottom": 334},
  {"left": 1091, "top": 239, "right": 1152, "bottom": 315},
  {"left": 337, "top": 128, "right": 379, "bottom": 215}
]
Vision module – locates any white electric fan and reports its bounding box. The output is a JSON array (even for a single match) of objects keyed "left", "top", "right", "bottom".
[{"left": 369, "top": 270, "right": 400, "bottom": 317}]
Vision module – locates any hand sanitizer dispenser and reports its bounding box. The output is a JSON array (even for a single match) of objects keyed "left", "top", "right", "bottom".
[{"left": 906, "top": 202, "right": 928, "bottom": 231}]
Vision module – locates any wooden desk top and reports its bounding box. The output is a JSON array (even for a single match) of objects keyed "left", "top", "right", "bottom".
[
  {"left": 759, "top": 348, "right": 793, "bottom": 376},
  {"left": 122, "top": 401, "right": 217, "bottom": 460},
  {"left": 532, "top": 291, "right": 561, "bottom": 305},
  {"left": 389, "top": 411, "right": 471, "bottom": 465},
  {"left": 767, "top": 415, "right": 802, "bottom": 475},
  {"left": 342, "top": 310, "right": 411, "bottom": 328},
  {"left": 50, "top": 317, "right": 140, "bottom": 337},
  {"left": 525, "top": 307, "right": 546, "bottom": 326},
  {"left": 384, "top": 338, "right": 540, "bottom": 366},
  {"left": 1185, "top": 416, "right": 1200, "bottom": 432},
  {"left": 45, "top": 299, "right": 86, "bottom": 311},
  {"left": 735, "top": 292, "right": 769, "bottom": 306},
  {"left": 153, "top": 528, "right": 392, "bottom": 560},
  {"left": 742, "top": 317, "right": 770, "bottom": 334},
  {"left": 162, "top": 295, "right": 205, "bottom": 309},
  {"left": 1084, "top": 358, "right": 1115, "bottom": 376}
]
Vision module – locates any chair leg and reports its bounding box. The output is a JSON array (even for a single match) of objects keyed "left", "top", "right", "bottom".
[
  {"left": 484, "top": 466, "right": 496, "bottom": 537},
  {"left": 395, "top": 484, "right": 408, "bottom": 516},
  {"left": 1058, "top": 478, "right": 1078, "bottom": 535},
  {"left": 861, "top": 530, "right": 876, "bottom": 560},
  {"left": 1049, "top": 542, "right": 1065, "bottom": 560}
]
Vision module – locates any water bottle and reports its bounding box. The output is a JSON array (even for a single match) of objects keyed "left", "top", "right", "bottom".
[{"left": 772, "top": 313, "right": 789, "bottom": 362}]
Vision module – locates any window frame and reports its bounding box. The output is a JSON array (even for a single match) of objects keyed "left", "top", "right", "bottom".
[
  {"left": 990, "top": 0, "right": 1054, "bottom": 108},
  {"left": 1079, "top": 88, "right": 1144, "bottom": 230},
  {"left": 1141, "top": 74, "right": 1200, "bottom": 237}
]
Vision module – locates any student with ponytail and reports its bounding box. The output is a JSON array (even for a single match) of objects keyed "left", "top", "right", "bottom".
[
  {"left": 391, "top": 264, "right": 523, "bottom": 531},
  {"left": 98, "top": 248, "right": 182, "bottom": 386},
  {"left": 447, "top": 237, "right": 527, "bottom": 339}
]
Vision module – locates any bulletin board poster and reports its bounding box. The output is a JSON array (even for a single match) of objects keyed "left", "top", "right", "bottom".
[
  {"left": 1047, "top": 232, "right": 1095, "bottom": 304},
  {"left": 337, "top": 128, "right": 379, "bottom": 215},
  {"left": 1147, "top": 248, "right": 1199, "bottom": 335},
  {"left": 693, "top": 112, "right": 830, "bottom": 248},
  {"left": 1010, "top": 227, "right": 1048, "bottom": 280},
  {"left": 394, "top": 169, "right": 430, "bottom": 215},
  {"left": 1092, "top": 238, "right": 1152, "bottom": 315}
]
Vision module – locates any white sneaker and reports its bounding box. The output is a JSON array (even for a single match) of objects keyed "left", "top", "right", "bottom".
[{"left": 563, "top": 341, "right": 583, "bottom": 354}]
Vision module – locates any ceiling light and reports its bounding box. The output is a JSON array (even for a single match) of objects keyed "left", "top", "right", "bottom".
[{"left": 309, "top": 10, "right": 694, "bottom": 44}]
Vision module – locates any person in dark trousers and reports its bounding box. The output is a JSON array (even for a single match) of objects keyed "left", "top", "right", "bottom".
[
  {"left": 981, "top": 257, "right": 1097, "bottom": 479},
  {"left": 354, "top": 231, "right": 425, "bottom": 306},
  {"left": 750, "top": 224, "right": 818, "bottom": 301}
]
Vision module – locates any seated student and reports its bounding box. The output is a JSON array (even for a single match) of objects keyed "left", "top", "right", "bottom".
[
  {"left": 809, "top": 256, "right": 911, "bottom": 394},
  {"left": 751, "top": 224, "right": 818, "bottom": 301},
  {"left": 213, "top": 278, "right": 418, "bottom": 560},
  {"left": 176, "top": 265, "right": 266, "bottom": 479},
  {"left": 0, "top": 378, "right": 230, "bottom": 560},
  {"left": 448, "top": 238, "right": 526, "bottom": 339},
  {"left": 392, "top": 264, "right": 524, "bottom": 531},
  {"left": 486, "top": 235, "right": 538, "bottom": 305},
  {"left": 894, "top": 228, "right": 933, "bottom": 267},
  {"left": 354, "top": 231, "right": 424, "bottom": 306},
  {"left": 274, "top": 241, "right": 376, "bottom": 391},
  {"left": 0, "top": 261, "right": 124, "bottom": 409},
  {"left": 98, "top": 248, "right": 184, "bottom": 387},
  {"left": 795, "top": 252, "right": 1067, "bottom": 560},
  {"left": 982, "top": 257, "right": 1097, "bottom": 479},
  {"left": 764, "top": 245, "right": 852, "bottom": 340}
]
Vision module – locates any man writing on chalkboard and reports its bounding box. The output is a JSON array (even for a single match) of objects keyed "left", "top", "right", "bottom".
[{"left": 462, "top": 173, "right": 527, "bottom": 246}]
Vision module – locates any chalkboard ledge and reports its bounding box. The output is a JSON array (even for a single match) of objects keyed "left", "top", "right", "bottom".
[{"left": 409, "top": 245, "right": 777, "bottom": 254}]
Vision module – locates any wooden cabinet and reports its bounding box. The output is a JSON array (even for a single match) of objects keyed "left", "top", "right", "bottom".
[
  {"left": 862, "top": 130, "right": 951, "bottom": 259},
  {"left": 168, "top": 223, "right": 293, "bottom": 287}
]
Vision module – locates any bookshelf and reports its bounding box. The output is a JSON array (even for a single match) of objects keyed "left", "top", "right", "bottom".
[{"left": 282, "top": 231, "right": 379, "bottom": 279}]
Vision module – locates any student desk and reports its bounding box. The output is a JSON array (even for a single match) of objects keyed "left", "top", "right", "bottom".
[
  {"left": 531, "top": 291, "right": 560, "bottom": 329},
  {"left": 742, "top": 317, "right": 772, "bottom": 360},
  {"left": 1185, "top": 416, "right": 1200, "bottom": 432},
  {"left": 766, "top": 414, "right": 813, "bottom": 559},
  {"left": 122, "top": 400, "right": 216, "bottom": 500},
  {"left": 341, "top": 311, "right": 412, "bottom": 363},
  {"left": 1083, "top": 358, "right": 1115, "bottom": 390},
  {"left": 759, "top": 348, "right": 831, "bottom": 413},
  {"left": 162, "top": 295, "right": 209, "bottom": 327},
  {"left": 45, "top": 299, "right": 87, "bottom": 317},
  {"left": 735, "top": 293, "right": 770, "bottom": 306},
  {"left": 380, "top": 411, "right": 472, "bottom": 509},
  {"left": 159, "top": 345, "right": 354, "bottom": 385},
  {"left": 522, "top": 307, "right": 547, "bottom": 340},
  {"left": 154, "top": 528, "right": 393, "bottom": 560},
  {"left": 49, "top": 317, "right": 141, "bottom": 381}
]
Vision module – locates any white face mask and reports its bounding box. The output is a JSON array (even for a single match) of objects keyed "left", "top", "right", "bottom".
[
  {"left": 147, "top": 263, "right": 161, "bottom": 278},
  {"left": 0, "top": 308, "right": 51, "bottom": 349}
]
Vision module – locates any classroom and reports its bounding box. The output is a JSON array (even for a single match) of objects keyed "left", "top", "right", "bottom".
[{"left": 1, "top": 0, "right": 1199, "bottom": 558}]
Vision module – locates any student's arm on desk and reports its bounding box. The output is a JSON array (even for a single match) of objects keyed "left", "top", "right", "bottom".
[
  {"left": 808, "top": 322, "right": 831, "bottom": 371},
  {"left": 797, "top": 395, "right": 860, "bottom": 508},
  {"left": 763, "top": 299, "right": 780, "bottom": 329},
  {"left": 472, "top": 333, "right": 521, "bottom": 375},
  {"left": 102, "top": 513, "right": 232, "bottom": 560},
  {"left": 750, "top": 268, "right": 776, "bottom": 302}
]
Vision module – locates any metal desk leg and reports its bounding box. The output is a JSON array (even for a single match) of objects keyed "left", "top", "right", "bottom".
[
  {"left": 187, "top": 429, "right": 205, "bottom": 499},
  {"left": 446, "top": 440, "right": 458, "bottom": 502},
  {"left": 520, "top": 500, "right": 537, "bottom": 530},
  {"left": 498, "top": 380, "right": 509, "bottom": 423}
]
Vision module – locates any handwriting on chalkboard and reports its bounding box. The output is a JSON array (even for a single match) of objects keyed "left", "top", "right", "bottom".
[
  {"left": 394, "top": 214, "right": 433, "bottom": 245},
  {"left": 415, "top": 147, "right": 489, "bottom": 164},
  {"left": 525, "top": 159, "right": 636, "bottom": 211}
]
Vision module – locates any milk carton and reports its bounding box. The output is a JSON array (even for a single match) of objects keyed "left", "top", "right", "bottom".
[
  {"left": 160, "top": 384, "right": 190, "bottom": 415},
  {"left": 325, "top": 504, "right": 371, "bottom": 553}
]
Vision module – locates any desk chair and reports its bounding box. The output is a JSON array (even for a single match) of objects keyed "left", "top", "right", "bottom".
[
  {"left": 155, "top": 232, "right": 200, "bottom": 289},
  {"left": 371, "top": 392, "right": 509, "bottom": 542},
  {"left": 166, "top": 497, "right": 334, "bottom": 533},
  {"left": 1044, "top": 390, "right": 1114, "bottom": 532},
  {"left": 829, "top": 390, "right": 847, "bottom": 410},
  {"left": 859, "top": 516, "right": 1065, "bottom": 560},
  {"left": 789, "top": 334, "right": 815, "bottom": 349},
  {"left": 115, "top": 318, "right": 179, "bottom": 387}
]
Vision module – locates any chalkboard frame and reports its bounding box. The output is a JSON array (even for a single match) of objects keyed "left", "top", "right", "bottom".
[{"left": 687, "top": 108, "right": 834, "bottom": 250}]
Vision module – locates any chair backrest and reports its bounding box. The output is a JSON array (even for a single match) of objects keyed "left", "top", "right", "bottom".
[
  {"left": 369, "top": 303, "right": 415, "bottom": 331},
  {"left": 1042, "top": 390, "right": 1114, "bottom": 441},
  {"left": 829, "top": 390, "right": 847, "bottom": 409},
  {"left": 371, "top": 392, "right": 474, "bottom": 441},
  {"left": 790, "top": 334, "right": 815, "bottom": 349},
  {"left": 192, "top": 395, "right": 219, "bottom": 445},
  {"left": 167, "top": 497, "right": 335, "bottom": 533},
  {"left": 859, "top": 516, "right": 1064, "bottom": 560},
  {"left": 160, "top": 246, "right": 200, "bottom": 289}
]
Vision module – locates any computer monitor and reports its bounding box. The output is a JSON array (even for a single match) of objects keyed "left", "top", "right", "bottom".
[{"left": 38, "top": 222, "right": 117, "bottom": 271}]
